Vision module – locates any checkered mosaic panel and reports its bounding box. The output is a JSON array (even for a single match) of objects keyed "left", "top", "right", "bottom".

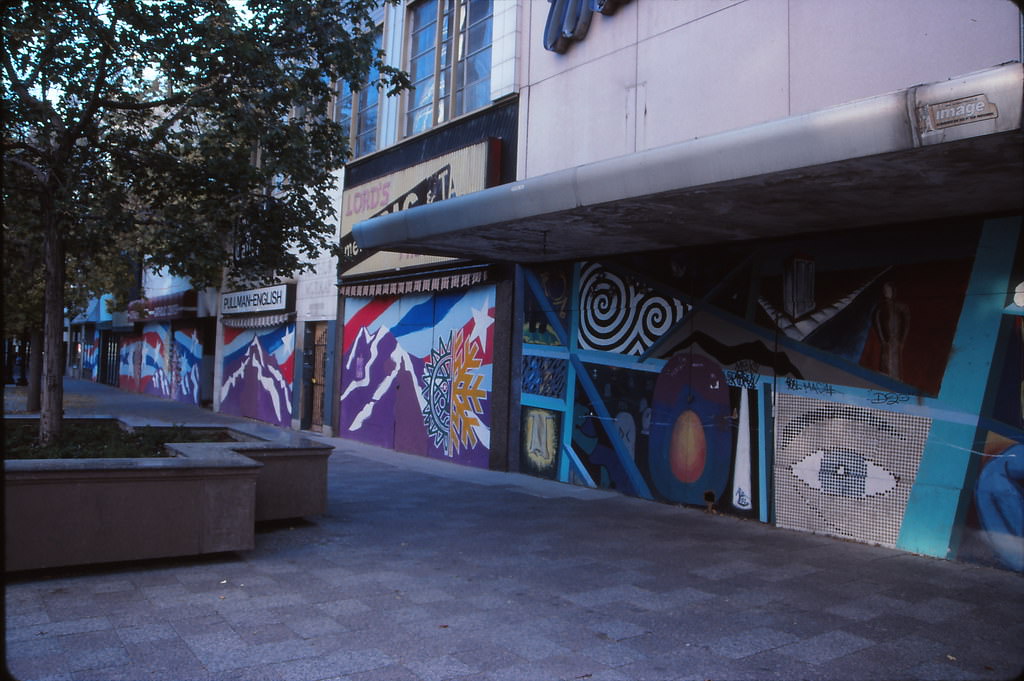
[{"left": 773, "top": 393, "right": 931, "bottom": 548}]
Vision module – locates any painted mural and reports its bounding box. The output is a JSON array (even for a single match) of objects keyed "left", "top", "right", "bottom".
[
  {"left": 577, "top": 262, "right": 688, "bottom": 355},
  {"left": 340, "top": 285, "right": 495, "bottom": 468},
  {"left": 81, "top": 328, "right": 100, "bottom": 380},
  {"left": 219, "top": 324, "right": 295, "bottom": 427},
  {"left": 520, "top": 407, "right": 561, "bottom": 479},
  {"left": 518, "top": 219, "right": 1024, "bottom": 571},
  {"left": 523, "top": 265, "right": 571, "bottom": 346},
  {"left": 118, "top": 323, "right": 203, "bottom": 404}
]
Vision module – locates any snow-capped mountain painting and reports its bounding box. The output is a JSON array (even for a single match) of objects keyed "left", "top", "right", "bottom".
[
  {"left": 118, "top": 323, "right": 203, "bottom": 404},
  {"left": 220, "top": 324, "right": 295, "bottom": 427},
  {"left": 340, "top": 286, "right": 495, "bottom": 467}
]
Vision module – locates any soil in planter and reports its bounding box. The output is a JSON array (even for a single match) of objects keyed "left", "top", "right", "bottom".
[{"left": 3, "top": 422, "right": 238, "bottom": 460}]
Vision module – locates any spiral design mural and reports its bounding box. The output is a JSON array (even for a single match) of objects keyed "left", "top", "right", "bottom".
[{"left": 578, "top": 262, "right": 688, "bottom": 355}]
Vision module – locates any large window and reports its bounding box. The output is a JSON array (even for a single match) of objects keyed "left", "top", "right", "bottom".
[
  {"left": 335, "top": 33, "right": 382, "bottom": 158},
  {"left": 405, "top": 0, "right": 492, "bottom": 137}
]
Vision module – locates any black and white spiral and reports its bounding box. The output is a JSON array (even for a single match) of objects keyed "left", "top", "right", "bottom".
[{"left": 578, "top": 263, "right": 687, "bottom": 355}]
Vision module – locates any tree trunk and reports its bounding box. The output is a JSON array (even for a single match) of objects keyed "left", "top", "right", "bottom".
[
  {"left": 26, "top": 327, "right": 43, "bottom": 412},
  {"left": 39, "top": 201, "right": 65, "bottom": 446}
]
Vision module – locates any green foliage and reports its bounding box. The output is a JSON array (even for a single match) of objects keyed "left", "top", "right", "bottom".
[
  {"left": 3, "top": 421, "right": 238, "bottom": 459},
  {"left": 2, "top": 0, "right": 409, "bottom": 295}
]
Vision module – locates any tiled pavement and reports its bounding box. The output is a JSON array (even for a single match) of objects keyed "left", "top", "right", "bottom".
[{"left": 4, "top": 380, "right": 1024, "bottom": 681}]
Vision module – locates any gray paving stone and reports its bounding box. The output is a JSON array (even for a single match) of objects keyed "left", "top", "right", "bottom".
[
  {"left": 322, "top": 647, "right": 396, "bottom": 675},
  {"left": 28, "top": 615, "right": 113, "bottom": 638},
  {"left": 285, "top": 613, "right": 348, "bottom": 638},
  {"left": 576, "top": 639, "right": 648, "bottom": 666},
  {"left": 627, "top": 586, "right": 716, "bottom": 611},
  {"left": 584, "top": 616, "right": 647, "bottom": 641},
  {"left": 451, "top": 640, "right": 530, "bottom": 672},
  {"left": 776, "top": 629, "right": 875, "bottom": 664},
  {"left": 4, "top": 379, "right": 1023, "bottom": 681},
  {"left": 901, "top": 595, "right": 977, "bottom": 623},
  {"left": 64, "top": 644, "right": 131, "bottom": 673},
  {"left": 707, "top": 626, "right": 801, "bottom": 659},
  {"left": 405, "top": 654, "right": 479, "bottom": 681},
  {"left": 115, "top": 622, "right": 180, "bottom": 644}
]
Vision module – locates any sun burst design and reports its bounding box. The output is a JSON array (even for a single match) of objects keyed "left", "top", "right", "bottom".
[
  {"left": 420, "top": 328, "right": 487, "bottom": 458},
  {"left": 420, "top": 334, "right": 452, "bottom": 452}
]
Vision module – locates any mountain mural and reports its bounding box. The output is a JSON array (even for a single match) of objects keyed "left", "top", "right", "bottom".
[
  {"left": 341, "top": 286, "right": 495, "bottom": 467},
  {"left": 220, "top": 324, "right": 295, "bottom": 427}
]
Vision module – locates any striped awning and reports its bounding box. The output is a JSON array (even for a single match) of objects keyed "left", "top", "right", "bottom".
[
  {"left": 338, "top": 267, "right": 489, "bottom": 298},
  {"left": 221, "top": 313, "right": 293, "bottom": 329}
]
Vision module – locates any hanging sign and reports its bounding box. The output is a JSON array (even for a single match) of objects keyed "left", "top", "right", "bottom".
[
  {"left": 339, "top": 140, "right": 496, "bottom": 278},
  {"left": 221, "top": 284, "right": 293, "bottom": 315}
]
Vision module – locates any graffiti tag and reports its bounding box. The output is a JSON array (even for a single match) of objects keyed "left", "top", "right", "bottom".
[
  {"left": 785, "top": 377, "right": 839, "bottom": 396},
  {"left": 868, "top": 391, "right": 911, "bottom": 406},
  {"left": 725, "top": 369, "right": 760, "bottom": 390}
]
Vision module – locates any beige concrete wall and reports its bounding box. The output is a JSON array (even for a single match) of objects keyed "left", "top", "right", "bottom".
[{"left": 519, "top": 0, "right": 1021, "bottom": 178}]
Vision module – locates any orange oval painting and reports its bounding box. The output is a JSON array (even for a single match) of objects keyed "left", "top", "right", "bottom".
[{"left": 669, "top": 410, "right": 706, "bottom": 483}]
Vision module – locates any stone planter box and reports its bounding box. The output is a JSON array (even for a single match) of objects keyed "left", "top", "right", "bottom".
[
  {"left": 4, "top": 418, "right": 333, "bottom": 572},
  {"left": 168, "top": 440, "right": 334, "bottom": 522},
  {"left": 4, "top": 448, "right": 261, "bottom": 572},
  {"left": 242, "top": 446, "right": 333, "bottom": 522}
]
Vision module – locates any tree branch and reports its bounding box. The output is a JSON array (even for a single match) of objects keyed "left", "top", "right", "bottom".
[
  {"left": 0, "top": 47, "right": 67, "bottom": 136},
  {"left": 2, "top": 155, "right": 48, "bottom": 184}
]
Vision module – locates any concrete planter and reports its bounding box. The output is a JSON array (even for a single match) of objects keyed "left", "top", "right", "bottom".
[
  {"left": 168, "top": 441, "right": 334, "bottom": 522},
  {"left": 3, "top": 418, "right": 333, "bottom": 572},
  {"left": 241, "top": 446, "right": 333, "bottom": 522},
  {"left": 4, "top": 449, "right": 261, "bottom": 572}
]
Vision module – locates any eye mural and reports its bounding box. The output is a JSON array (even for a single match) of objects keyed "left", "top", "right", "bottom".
[{"left": 773, "top": 394, "right": 931, "bottom": 548}]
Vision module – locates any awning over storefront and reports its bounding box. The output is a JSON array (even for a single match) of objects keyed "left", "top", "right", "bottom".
[
  {"left": 337, "top": 264, "right": 490, "bottom": 297},
  {"left": 354, "top": 62, "right": 1023, "bottom": 262},
  {"left": 127, "top": 290, "right": 198, "bottom": 322},
  {"left": 221, "top": 313, "right": 293, "bottom": 329}
]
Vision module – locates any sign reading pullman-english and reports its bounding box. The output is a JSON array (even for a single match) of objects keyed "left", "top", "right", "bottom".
[{"left": 221, "top": 285, "right": 290, "bottom": 315}]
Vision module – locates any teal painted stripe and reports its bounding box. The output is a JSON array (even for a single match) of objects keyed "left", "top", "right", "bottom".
[
  {"left": 897, "top": 217, "right": 1022, "bottom": 558},
  {"left": 576, "top": 348, "right": 666, "bottom": 371},
  {"left": 563, "top": 444, "right": 597, "bottom": 488},
  {"left": 570, "top": 354, "right": 654, "bottom": 499},
  {"left": 520, "top": 394, "right": 565, "bottom": 411},
  {"left": 758, "top": 382, "right": 773, "bottom": 524},
  {"left": 559, "top": 360, "right": 576, "bottom": 484},
  {"left": 523, "top": 345, "right": 570, "bottom": 358}
]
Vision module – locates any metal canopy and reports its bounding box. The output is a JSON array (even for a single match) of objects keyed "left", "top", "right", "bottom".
[{"left": 354, "top": 63, "right": 1024, "bottom": 263}]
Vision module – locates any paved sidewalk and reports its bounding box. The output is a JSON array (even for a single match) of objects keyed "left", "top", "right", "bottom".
[{"left": 4, "top": 380, "right": 1023, "bottom": 681}]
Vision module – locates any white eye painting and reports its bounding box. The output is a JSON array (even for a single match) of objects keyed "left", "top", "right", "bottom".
[
  {"left": 792, "top": 448, "right": 898, "bottom": 499},
  {"left": 773, "top": 393, "right": 931, "bottom": 548}
]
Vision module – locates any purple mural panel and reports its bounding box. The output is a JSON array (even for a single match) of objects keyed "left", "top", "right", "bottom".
[
  {"left": 220, "top": 324, "right": 295, "bottom": 427},
  {"left": 340, "top": 286, "right": 495, "bottom": 468}
]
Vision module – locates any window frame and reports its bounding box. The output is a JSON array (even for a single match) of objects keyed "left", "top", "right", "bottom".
[
  {"left": 402, "top": 0, "right": 493, "bottom": 138},
  {"left": 333, "top": 28, "right": 385, "bottom": 159}
]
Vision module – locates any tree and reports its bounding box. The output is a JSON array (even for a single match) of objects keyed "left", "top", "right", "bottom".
[{"left": 2, "top": 0, "right": 407, "bottom": 444}]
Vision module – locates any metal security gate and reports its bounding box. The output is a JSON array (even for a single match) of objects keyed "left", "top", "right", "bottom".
[{"left": 99, "top": 332, "right": 120, "bottom": 386}]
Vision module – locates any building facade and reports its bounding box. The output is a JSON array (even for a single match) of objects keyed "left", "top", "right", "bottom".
[
  {"left": 330, "top": 0, "right": 520, "bottom": 466},
  {"left": 354, "top": 0, "right": 1024, "bottom": 572}
]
